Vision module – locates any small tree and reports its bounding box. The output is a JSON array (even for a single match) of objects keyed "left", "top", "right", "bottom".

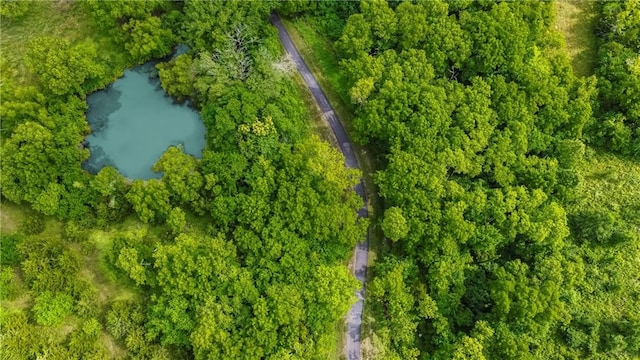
[
  {"left": 32, "top": 291, "right": 74, "bottom": 326},
  {"left": 167, "top": 207, "right": 187, "bottom": 236},
  {"left": 381, "top": 206, "right": 409, "bottom": 242}
]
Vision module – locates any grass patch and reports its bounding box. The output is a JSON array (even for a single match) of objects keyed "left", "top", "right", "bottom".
[
  {"left": 563, "top": 149, "right": 640, "bottom": 329},
  {"left": 571, "top": 148, "right": 640, "bottom": 231},
  {"left": 292, "top": 72, "right": 340, "bottom": 148},
  {"left": 0, "top": 201, "right": 25, "bottom": 234},
  {"left": 0, "top": 0, "right": 128, "bottom": 85},
  {"left": 553, "top": 0, "right": 598, "bottom": 77}
]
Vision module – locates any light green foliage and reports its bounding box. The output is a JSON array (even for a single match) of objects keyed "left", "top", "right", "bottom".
[
  {"left": 19, "top": 236, "right": 81, "bottom": 293},
  {"left": 0, "top": 310, "right": 70, "bottom": 359},
  {"left": 167, "top": 207, "right": 187, "bottom": 235},
  {"left": 106, "top": 299, "right": 146, "bottom": 340},
  {"left": 152, "top": 146, "right": 204, "bottom": 211},
  {"left": 126, "top": 180, "right": 172, "bottom": 223},
  {"left": 33, "top": 182, "right": 63, "bottom": 216},
  {"left": 0, "top": 84, "right": 48, "bottom": 138},
  {"left": 368, "top": 259, "right": 421, "bottom": 359},
  {"left": 555, "top": 151, "right": 640, "bottom": 358},
  {"left": 381, "top": 207, "right": 409, "bottom": 242},
  {"left": 25, "top": 37, "right": 105, "bottom": 95},
  {"left": 157, "top": 54, "right": 195, "bottom": 101},
  {"left": 333, "top": 0, "right": 636, "bottom": 358},
  {"left": 0, "top": 0, "right": 30, "bottom": 20},
  {"left": 123, "top": 16, "right": 174, "bottom": 62},
  {"left": 116, "top": 247, "right": 148, "bottom": 286},
  {"left": 32, "top": 291, "right": 74, "bottom": 326}
]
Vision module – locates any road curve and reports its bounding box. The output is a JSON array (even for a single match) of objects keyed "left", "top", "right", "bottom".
[{"left": 270, "top": 13, "right": 369, "bottom": 360}]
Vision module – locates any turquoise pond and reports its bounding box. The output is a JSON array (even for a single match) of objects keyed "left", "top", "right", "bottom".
[{"left": 82, "top": 60, "right": 205, "bottom": 179}]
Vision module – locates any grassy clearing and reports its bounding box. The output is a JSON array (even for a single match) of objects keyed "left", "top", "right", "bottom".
[
  {"left": 572, "top": 148, "right": 640, "bottom": 233},
  {"left": 0, "top": 0, "right": 127, "bottom": 85},
  {"left": 0, "top": 201, "right": 24, "bottom": 234},
  {"left": 565, "top": 149, "right": 640, "bottom": 326},
  {"left": 553, "top": 0, "right": 598, "bottom": 77},
  {"left": 282, "top": 16, "right": 386, "bottom": 359}
]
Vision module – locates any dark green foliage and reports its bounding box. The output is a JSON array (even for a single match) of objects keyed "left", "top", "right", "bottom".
[
  {"left": 122, "top": 16, "right": 174, "bottom": 62},
  {"left": 67, "top": 319, "right": 109, "bottom": 359},
  {"left": 86, "top": 0, "right": 175, "bottom": 63},
  {"left": 591, "top": 0, "right": 640, "bottom": 157},
  {"left": 0, "top": 233, "right": 23, "bottom": 266},
  {"left": 152, "top": 146, "right": 204, "bottom": 212},
  {"left": 181, "top": 0, "right": 274, "bottom": 51},
  {"left": 0, "top": 93, "right": 92, "bottom": 220},
  {"left": 0, "top": 267, "right": 20, "bottom": 300},
  {"left": 20, "top": 212, "right": 45, "bottom": 235},
  {"left": 277, "top": 0, "right": 359, "bottom": 40},
  {"left": 90, "top": 166, "right": 132, "bottom": 226}
]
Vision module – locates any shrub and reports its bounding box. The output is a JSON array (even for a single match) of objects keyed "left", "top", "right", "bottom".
[
  {"left": 32, "top": 291, "right": 73, "bottom": 326},
  {"left": 20, "top": 213, "right": 45, "bottom": 235}
]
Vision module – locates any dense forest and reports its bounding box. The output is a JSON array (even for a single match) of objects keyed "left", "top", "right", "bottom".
[
  {"left": 1, "top": 1, "right": 639, "bottom": 360},
  {"left": 591, "top": 0, "right": 640, "bottom": 156},
  {"left": 328, "top": 0, "right": 639, "bottom": 358}
]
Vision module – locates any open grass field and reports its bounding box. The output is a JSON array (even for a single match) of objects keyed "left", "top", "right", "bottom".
[{"left": 553, "top": 0, "right": 598, "bottom": 77}]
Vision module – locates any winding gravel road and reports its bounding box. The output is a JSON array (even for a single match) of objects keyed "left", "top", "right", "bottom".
[{"left": 270, "top": 13, "right": 370, "bottom": 360}]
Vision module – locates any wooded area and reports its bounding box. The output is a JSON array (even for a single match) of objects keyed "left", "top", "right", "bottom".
[{"left": 1, "top": 1, "right": 638, "bottom": 359}]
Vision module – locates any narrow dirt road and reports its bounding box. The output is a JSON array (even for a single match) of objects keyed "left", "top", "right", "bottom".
[{"left": 270, "top": 13, "right": 369, "bottom": 360}]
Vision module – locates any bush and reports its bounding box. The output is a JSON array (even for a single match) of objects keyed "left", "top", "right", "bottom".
[
  {"left": 64, "top": 221, "right": 87, "bottom": 243},
  {"left": 0, "top": 0, "right": 30, "bottom": 20},
  {"left": 32, "top": 291, "right": 74, "bottom": 326},
  {"left": 71, "top": 280, "right": 100, "bottom": 319},
  {"left": 0, "top": 233, "right": 23, "bottom": 266},
  {"left": 20, "top": 213, "right": 45, "bottom": 235},
  {"left": 0, "top": 267, "right": 20, "bottom": 300}
]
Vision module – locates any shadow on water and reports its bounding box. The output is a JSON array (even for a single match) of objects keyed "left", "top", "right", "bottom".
[{"left": 82, "top": 47, "right": 205, "bottom": 180}]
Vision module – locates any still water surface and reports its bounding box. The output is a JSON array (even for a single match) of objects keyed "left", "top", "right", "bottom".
[{"left": 83, "top": 61, "right": 205, "bottom": 179}]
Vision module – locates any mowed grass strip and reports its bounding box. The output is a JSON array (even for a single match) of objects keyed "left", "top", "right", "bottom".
[{"left": 553, "top": 0, "right": 598, "bottom": 77}]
